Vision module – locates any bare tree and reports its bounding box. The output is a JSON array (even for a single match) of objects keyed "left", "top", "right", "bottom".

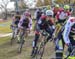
[
  {"left": 0, "top": 0, "right": 10, "bottom": 19},
  {"left": 18, "top": 0, "right": 27, "bottom": 10},
  {"left": 36, "top": 0, "right": 43, "bottom": 7}
]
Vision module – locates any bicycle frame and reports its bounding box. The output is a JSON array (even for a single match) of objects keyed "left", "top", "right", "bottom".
[
  {"left": 69, "top": 46, "right": 75, "bottom": 56},
  {"left": 35, "top": 30, "right": 48, "bottom": 59},
  {"left": 18, "top": 27, "right": 27, "bottom": 53},
  {"left": 65, "top": 46, "right": 75, "bottom": 59}
]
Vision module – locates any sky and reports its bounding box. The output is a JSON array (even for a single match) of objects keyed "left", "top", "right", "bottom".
[{"left": 25, "top": 0, "right": 37, "bottom": 8}]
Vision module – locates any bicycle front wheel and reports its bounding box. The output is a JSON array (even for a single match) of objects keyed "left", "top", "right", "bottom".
[{"left": 18, "top": 31, "right": 25, "bottom": 53}]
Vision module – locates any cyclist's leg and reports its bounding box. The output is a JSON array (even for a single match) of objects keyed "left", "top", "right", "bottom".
[
  {"left": 55, "top": 35, "right": 65, "bottom": 59},
  {"left": 17, "top": 28, "right": 21, "bottom": 43},
  {"left": 55, "top": 23, "right": 61, "bottom": 38},
  {"left": 68, "top": 37, "right": 75, "bottom": 55},
  {"left": 12, "top": 26, "right": 17, "bottom": 38},
  {"left": 31, "top": 24, "right": 40, "bottom": 55},
  {"left": 31, "top": 32, "right": 40, "bottom": 56},
  {"left": 33, "top": 33, "right": 40, "bottom": 47},
  {"left": 17, "top": 28, "right": 25, "bottom": 43},
  {"left": 64, "top": 37, "right": 74, "bottom": 58},
  {"left": 18, "top": 28, "right": 25, "bottom": 44},
  {"left": 14, "top": 26, "right": 19, "bottom": 36},
  {"left": 44, "top": 27, "right": 55, "bottom": 44},
  {"left": 16, "top": 27, "right": 19, "bottom": 35}
]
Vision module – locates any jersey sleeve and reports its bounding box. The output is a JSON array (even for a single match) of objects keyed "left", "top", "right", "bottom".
[
  {"left": 29, "top": 18, "right": 32, "bottom": 29},
  {"left": 63, "top": 19, "right": 73, "bottom": 44},
  {"left": 55, "top": 11, "right": 60, "bottom": 20},
  {"left": 18, "top": 16, "right": 24, "bottom": 28}
]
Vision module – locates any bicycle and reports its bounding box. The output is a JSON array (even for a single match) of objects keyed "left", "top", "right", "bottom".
[
  {"left": 36, "top": 30, "right": 49, "bottom": 59},
  {"left": 31, "top": 30, "right": 49, "bottom": 59},
  {"left": 18, "top": 27, "right": 27, "bottom": 53},
  {"left": 64, "top": 45, "right": 75, "bottom": 59},
  {"left": 10, "top": 25, "right": 19, "bottom": 45}
]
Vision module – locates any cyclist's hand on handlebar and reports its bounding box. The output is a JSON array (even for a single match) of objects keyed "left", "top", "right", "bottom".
[{"left": 65, "top": 43, "right": 72, "bottom": 47}]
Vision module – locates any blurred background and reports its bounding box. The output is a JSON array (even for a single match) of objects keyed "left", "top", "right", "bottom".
[
  {"left": 0, "top": 0, "right": 75, "bottom": 20},
  {"left": 0, "top": 0, "right": 75, "bottom": 59}
]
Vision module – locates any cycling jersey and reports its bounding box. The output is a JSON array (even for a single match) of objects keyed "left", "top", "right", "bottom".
[
  {"left": 63, "top": 17, "right": 75, "bottom": 45},
  {"left": 18, "top": 15, "right": 32, "bottom": 29},
  {"left": 38, "top": 15, "right": 54, "bottom": 29},
  {"left": 56, "top": 9, "right": 71, "bottom": 23},
  {"left": 32, "top": 14, "right": 55, "bottom": 50},
  {"left": 53, "top": 7, "right": 63, "bottom": 17},
  {"left": 12, "top": 15, "right": 21, "bottom": 26}
]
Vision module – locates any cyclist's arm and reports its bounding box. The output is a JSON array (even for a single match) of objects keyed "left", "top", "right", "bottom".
[
  {"left": 18, "top": 16, "right": 24, "bottom": 28},
  {"left": 55, "top": 11, "right": 60, "bottom": 22},
  {"left": 29, "top": 18, "right": 32, "bottom": 30},
  {"left": 63, "top": 19, "right": 73, "bottom": 45},
  {"left": 11, "top": 16, "right": 16, "bottom": 26}
]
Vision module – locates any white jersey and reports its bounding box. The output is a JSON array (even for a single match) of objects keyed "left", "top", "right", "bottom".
[{"left": 63, "top": 17, "right": 75, "bottom": 44}]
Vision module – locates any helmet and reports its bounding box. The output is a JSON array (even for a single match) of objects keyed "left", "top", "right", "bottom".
[
  {"left": 64, "top": 5, "right": 70, "bottom": 10},
  {"left": 46, "top": 10, "right": 54, "bottom": 16},
  {"left": 55, "top": 4, "right": 59, "bottom": 8},
  {"left": 46, "top": 5, "right": 51, "bottom": 10},
  {"left": 24, "top": 12, "right": 30, "bottom": 16}
]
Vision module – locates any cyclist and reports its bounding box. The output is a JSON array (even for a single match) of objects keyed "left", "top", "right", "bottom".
[
  {"left": 18, "top": 11, "right": 32, "bottom": 42},
  {"left": 55, "top": 17, "right": 75, "bottom": 59},
  {"left": 34, "top": 8, "right": 42, "bottom": 22},
  {"left": 11, "top": 11, "right": 21, "bottom": 35},
  {"left": 54, "top": 5, "right": 71, "bottom": 38},
  {"left": 63, "top": 17, "right": 75, "bottom": 58},
  {"left": 56, "top": 5, "right": 71, "bottom": 23},
  {"left": 46, "top": 5, "right": 51, "bottom": 10},
  {"left": 31, "top": 10, "right": 55, "bottom": 56},
  {"left": 42, "top": 5, "right": 51, "bottom": 15},
  {"left": 53, "top": 4, "right": 62, "bottom": 18},
  {"left": 34, "top": 8, "right": 42, "bottom": 32},
  {"left": 24, "top": 9, "right": 32, "bottom": 31}
]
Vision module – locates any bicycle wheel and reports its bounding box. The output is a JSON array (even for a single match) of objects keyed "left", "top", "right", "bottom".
[
  {"left": 64, "top": 46, "right": 75, "bottom": 59},
  {"left": 18, "top": 39, "right": 25, "bottom": 53},
  {"left": 18, "top": 31, "right": 25, "bottom": 53},
  {"left": 31, "top": 47, "right": 38, "bottom": 59},
  {"left": 70, "top": 48, "right": 75, "bottom": 56},
  {"left": 36, "top": 42, "right": 45, "bottom": 59},
  {"left": 11, "top": 27, "right": 18, "bottom": 45}
]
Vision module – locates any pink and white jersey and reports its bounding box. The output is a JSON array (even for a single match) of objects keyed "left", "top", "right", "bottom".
[
  {"left": 56, "top": 10, "right": 71, "bottom": 20},
  {"left": 63, "top": 17, "right": 75, "bottom": 44}
]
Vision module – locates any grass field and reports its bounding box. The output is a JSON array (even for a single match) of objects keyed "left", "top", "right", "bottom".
[{"left": 0, "top": 20, "right": 12, "bottom": 33}]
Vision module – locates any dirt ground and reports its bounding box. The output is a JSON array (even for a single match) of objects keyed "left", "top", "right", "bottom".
[{"left": 0, "top": 33, "right": 56, "bottom": 59}]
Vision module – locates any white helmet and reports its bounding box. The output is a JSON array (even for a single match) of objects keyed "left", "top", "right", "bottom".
[{"left": 46, "top": 10, "right": 54, "bottom": 16}]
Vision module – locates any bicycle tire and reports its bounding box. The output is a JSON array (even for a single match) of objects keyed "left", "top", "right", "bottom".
[
  {"left": 70, "top": 48, "right": 75, "bottom": 56},
  {"left": 65, "top": 46, "right": 75, "bottom": 59},
  {"left": 18, "top": 36, "right": 25, "bottom": 53},
  {"left": 10, "top": 30, "right": 16, "bottom": 45},
  {"left": 36, "top": 42, "right": 45, "bottom": 59},
  {"left": 11, "top": 27, "right": 18, "bottom": 45},
  {"left": 31, "top": 47, "right": 38, "bottom": 59}
]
